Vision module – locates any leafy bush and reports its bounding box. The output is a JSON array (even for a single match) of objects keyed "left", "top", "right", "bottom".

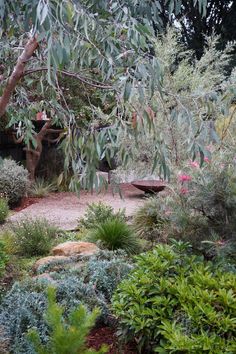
[
  {"left": 0, "top": 251, "right": 132, "bottom": 353},
  {"left": 30, "top": 178, "right": 56, "bottom": 198},
  {"left": 112, "top": 244, "right": 236, "bottom": 353},
  {"left": 0, "top": 159, "right": 29, "bottom": 206},
  {"left": 0, "top": 197, "right": 9, "bottom": 224},
  {"left": 133, "top": 197, "right": 169, "bottom": 245},
  {"left": 88, "top": 219, "right": 141, "bottom": 254},
  {"left": 79, "top": 202, "right": 125, "bottom": 230},
  {"left": 28, "top": 287, "right": 107, "bottom": 354},
  {"left": 10, "top": 218, "right": 59, "bottom": 256}
]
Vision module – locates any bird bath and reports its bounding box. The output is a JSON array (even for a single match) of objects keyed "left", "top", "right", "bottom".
[{"left": 131, "top": 180, "right": 167, "bottom": 193}]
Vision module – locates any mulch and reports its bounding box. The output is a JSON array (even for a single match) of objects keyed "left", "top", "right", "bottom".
[
  {"left": 12, "top": 196, "right": 39, "bottom": 212},
  {"left": 87, "top": 326, "right": 137, "bottom": 354}
]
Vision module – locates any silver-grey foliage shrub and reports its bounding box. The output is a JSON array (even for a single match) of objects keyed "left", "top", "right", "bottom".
[
  {"left": 0, "top": 159, "right": 29, "bottom": 206},
  {"left": 0, "top": 251, "right": 133, "bottom": 354}
]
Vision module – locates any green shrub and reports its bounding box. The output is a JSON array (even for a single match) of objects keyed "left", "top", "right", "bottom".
[
  {"left": 0, "top": 251, "right": 132, "bottom": 353},
  {"left": 133, "top": 197, "right": 169, "bottom": 245},
  {"left": 30, "top": 178, "right": 57, "bottom": 198},
  {"left": 112, "top": 244, "right": 236, "bottom": 353},
  {"left": 0, "top": 241, "right": 7, "bottom": 279},
  {"left": 88, "top": 219, "right": 141, "bottom": 254},
  {"left": 28, "top": 287, "right": 107, "bottom": 354},
  {"left": 79, "top": 202, "right": 125, "bottom": 229},
  {"left": 0, "top": 197, "right": 9, "bottom": 224},
  {"left": 167, "top": 164, "right": 236, "bottom": 261},
  {"left": 10, "top": 218, "right": 59, "bottom": 256},
  {"left": 0, "top": 159, "right": 29, "bottom": 206}
]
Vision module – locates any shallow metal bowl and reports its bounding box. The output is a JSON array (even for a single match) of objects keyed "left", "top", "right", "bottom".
[{"left": 131, "top": 180, "right": 167, "bottom": 193}]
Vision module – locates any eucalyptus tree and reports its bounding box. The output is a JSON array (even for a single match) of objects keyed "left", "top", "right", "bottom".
[{"left": 0, "top": 0, "right": 215, "bottom": 188}]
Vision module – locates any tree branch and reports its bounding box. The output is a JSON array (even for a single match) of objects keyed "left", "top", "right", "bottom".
[
  {"left": 0, "top": 36, "right": 38, "bottom": 118},
  {"left": 24, "top": 67, "right": 114, "bottom": 90}
]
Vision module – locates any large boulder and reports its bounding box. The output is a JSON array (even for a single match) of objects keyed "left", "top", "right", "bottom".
[{"left": 52, "top": 241, "right": 99, "bottom": 257}]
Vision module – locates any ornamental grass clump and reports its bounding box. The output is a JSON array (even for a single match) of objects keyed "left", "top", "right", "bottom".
[
  {"left": 133, "top": 196, "right": 169, "bottom": 246},
  {"left": 30, "top": 178, "right": 57, "bottom": 198},
  {"left": 88, "top": 219, "right": 142, "bottom": 254},
  {"left": 10, "top": 218, "right": 59, "bottom": 257},
  {"left": 78, "top": 202, "right": 125, "bottom": 230}
]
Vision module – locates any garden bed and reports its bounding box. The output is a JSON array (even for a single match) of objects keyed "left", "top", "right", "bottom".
[{"left": 88, "top": 326, "right": 136, "bottom": 353}]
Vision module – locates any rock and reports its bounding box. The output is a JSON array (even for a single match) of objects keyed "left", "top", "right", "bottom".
[
  {"left": 33, "top": 273, "right": 57, "bottom": 284},
  {"left": 52, "top": 241, "right": 99, "bottom": 257},
  {"left": 32, "top": 255, "right": 71, "bottom": 273}
]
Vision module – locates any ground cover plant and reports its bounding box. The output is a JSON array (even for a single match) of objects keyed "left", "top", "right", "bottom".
[
  {"left": 0, "top": 250, "right": 133, "bottom": 354},
  {"left": 112, "top": 244, "right": 236, "bottom": 353}
]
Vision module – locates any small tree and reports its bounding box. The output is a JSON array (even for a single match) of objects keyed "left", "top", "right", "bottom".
[{"left": 28, "top": 287, "right": 107, "bottom": 354}]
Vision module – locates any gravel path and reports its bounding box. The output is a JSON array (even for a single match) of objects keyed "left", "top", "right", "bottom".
[{"left": 8, "top": 184, "right": 145, "bottom": 230}]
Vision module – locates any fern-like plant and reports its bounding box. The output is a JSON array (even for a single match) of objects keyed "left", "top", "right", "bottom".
[
  {"left": 28, "top": 287, "right": 107, "bottom": 354},
  {"left": 88, "top": 219, "right": 141, "bottom": 254}
]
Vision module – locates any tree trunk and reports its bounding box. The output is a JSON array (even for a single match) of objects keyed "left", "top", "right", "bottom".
[
  {"left": 0, "top": 36, "right": 38, "bottom": 118},
  {"left": 24, "top": 121, "right": 52, "bottom": 181}
]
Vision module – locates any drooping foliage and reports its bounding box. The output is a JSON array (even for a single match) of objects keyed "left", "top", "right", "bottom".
[{"left": 0, "top": 0, "right": 221, "bottom": 188}]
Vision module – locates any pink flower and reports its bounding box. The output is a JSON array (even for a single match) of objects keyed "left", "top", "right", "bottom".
[
  {"left": 204, "top": 157, "right": 210, "bottom": 163},
  {"left": 180, "top": 187, "right": 189, "bottom": 195},
  {"left": 178, "top": 174, "right": 192, "bottom": 182},
  {"left": 189, "top": 160, "right": 199, "bottom": 168}
]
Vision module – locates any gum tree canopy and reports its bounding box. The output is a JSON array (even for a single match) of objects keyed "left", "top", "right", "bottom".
[{"left": 0, "top": 1, "right": 211, "bottom": 187}]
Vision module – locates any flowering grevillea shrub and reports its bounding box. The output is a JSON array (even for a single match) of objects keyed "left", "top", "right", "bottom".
[
  {"left": 169, "top": 161, "right": 236, "bottom": 260},
  {"left": 131, "top": 159, "right": 236, "bottom": 262},
  {"left": 112, "top": 244, "right": 236, "bottom": 354}
]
